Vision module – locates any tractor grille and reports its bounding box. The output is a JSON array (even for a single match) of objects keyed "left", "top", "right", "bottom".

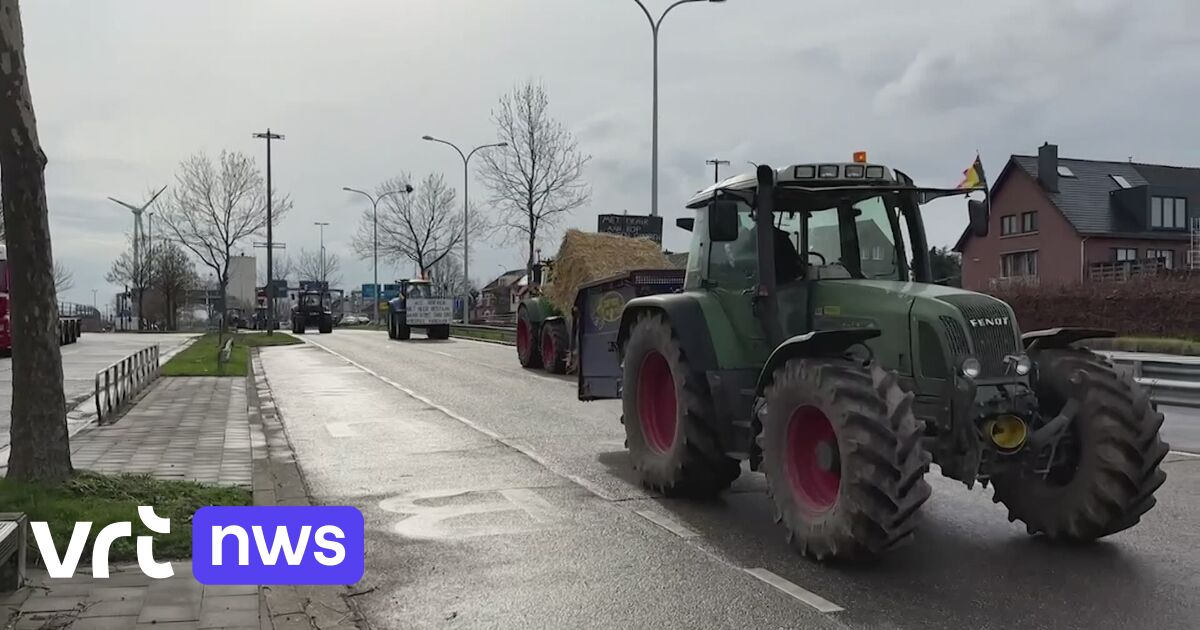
[
  {"left": 939, "top": 316, "right": 970, "bottom": 360},
  {"left": 919, "top": 320, "right": 949, "bottom": 379},
  {"left": 941, "top": 295, "right": 1019, "bottom": 377}
]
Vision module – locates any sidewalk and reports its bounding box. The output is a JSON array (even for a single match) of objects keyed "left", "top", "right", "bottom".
[{"left": 0, "top": 357, "right": 351, "bottom": 629}]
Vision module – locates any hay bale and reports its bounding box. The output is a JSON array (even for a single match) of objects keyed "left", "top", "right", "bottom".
[{"left": 545, "top": 229, "right": 673, "bottom": 314}]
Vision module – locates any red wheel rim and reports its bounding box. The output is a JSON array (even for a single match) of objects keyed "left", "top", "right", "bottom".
[
  {"left": 541, "top": 328, "right": 556, "bottom": 368},
  {"left": 785, "top": 406, "right": 840, "bottom": 513},
  {"left": 637, "top": 351, "right": 677, "bottom": 453},
  {"left": 517, "top": 318, "right": 531, "bottom": 358}
]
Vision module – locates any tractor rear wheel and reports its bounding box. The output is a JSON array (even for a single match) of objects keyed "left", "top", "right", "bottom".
[
  {"left": 396, "top": 322, "right": 411, "bottom": 341},
  {"left": 428, "top": 324, "right": 450, "bottom": 340},
  {"left": 291, "top": 318, "right": 304, "bottom": 335},
  {"left": 517, "top": 307, "right": 542, "bottom": 369},
  {"left": 387, "top": 313, "right": 398, "bottom": 340},
  {"left": 621, "top": 313, "right": 740, "bottom": 497},
  {"left": 761, "top": 358, "right": 931, "bottom": 561},
  {"left": 541, "top": 320, "right": 568, "bottom": 374},
  {"left": 991, "top": 348, "right": 1168, "bottom": 540}
]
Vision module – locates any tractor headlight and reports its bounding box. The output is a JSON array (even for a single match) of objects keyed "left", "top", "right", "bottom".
[
  {"left": 960, "top": 357, "right": 982, "bottom": 379},
  {"left": 1014, "top": 355, "right": 1032, "bottom": 376}
]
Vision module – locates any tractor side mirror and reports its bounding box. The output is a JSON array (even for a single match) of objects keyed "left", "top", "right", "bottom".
[
  {"left": 676, "top": 217, "right": 694, "bottom": 232},
  {"left": 967, "top": 200, "right": 989, "bottom": 238},
  {"left": 708, "top": 201, "right": 740, "bottom": 242}
]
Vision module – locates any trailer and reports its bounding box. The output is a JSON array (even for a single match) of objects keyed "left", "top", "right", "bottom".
[{"left": 0, "top": 252, "right": 81, "bottom": 356}]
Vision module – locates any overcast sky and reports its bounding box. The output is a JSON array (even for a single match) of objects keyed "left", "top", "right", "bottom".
[{"left": 22, "top": 0, "right": 1200, "bottom": 308}]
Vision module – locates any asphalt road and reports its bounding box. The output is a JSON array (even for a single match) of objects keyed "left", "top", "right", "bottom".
[
  {"left": 0, "top": 332, "right": 195, "bottom": 453},
  {"left": 263, "top": 330, "right": 1200, "bottom": 630}
]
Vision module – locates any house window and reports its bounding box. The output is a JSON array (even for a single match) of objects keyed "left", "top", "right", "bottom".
[
  {"left": 1147, "top": 249, "right": 1175, "bottom": 269},
  {"left": 869, "top": 245, "right": 884, "bottom": 261},
  {"left": 1001, "top": 251, "right": 1038, "bottom": 278},
  {"left": 1114, "top": 248, "right": 1138, "bottom": 262},
  {"left": 1000, "top": 215, "right": 1018, "bottom": 235},
  {"left": 1151, "top": 196, "right": 1187, "bottom": 229},
  {"left": 1022, "top": 212, "right": 1038, "bottom": 233}
]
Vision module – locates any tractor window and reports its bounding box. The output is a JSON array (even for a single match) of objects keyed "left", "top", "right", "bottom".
[
  {"left": 303, "top": 293, "right": 322, "bottom": 307},
  {"left": 707, "top": 204, "right": 758, "bottom": 290},
  {"left": 853, "top": 196, "right": 903, "bottom": 280}
]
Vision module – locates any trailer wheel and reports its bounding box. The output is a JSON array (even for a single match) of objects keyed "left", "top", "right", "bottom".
[
  {"left": 991, "top": 348, "right": 1168, "bottom": 540},
  {"left": 761, "top": 358, "right": 931, "bottom": 561},
  {"left": 541, "top": 320, "right": 568, "bottom": 374},
  {"left": 517, "top": 306, "right": 542, "bottom": 369},
  {"left": 621, "top": 313, "right": 740, "bottom": 497}
]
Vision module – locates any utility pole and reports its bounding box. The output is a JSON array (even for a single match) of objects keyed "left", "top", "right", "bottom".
[
  {"left": 706, "top": 158, "right": 730, "bottom": 183},
  {"left": 253, "top": 241, "right": 286, "bottom": 327},
  {"left": 253, "top": 129, "right": 285, "bottom": 333},
  {"left": 314, "top": 222, "right": 330, "bottom": 287}
]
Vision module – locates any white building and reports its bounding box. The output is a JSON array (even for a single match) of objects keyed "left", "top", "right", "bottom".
[{"left": 227, "top": 255, "right": 256, "bottom": 311}]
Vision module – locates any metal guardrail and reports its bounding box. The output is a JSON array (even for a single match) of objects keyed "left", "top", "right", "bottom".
[
  {"left": 1104, "top": 353, "right": 1200, "bottom": 408},
  {"left": 451, "top": 324, "right": 517, "bottom": 345},
  {"left": 94, "top": 345, "right": 160, "bottom": 424}
]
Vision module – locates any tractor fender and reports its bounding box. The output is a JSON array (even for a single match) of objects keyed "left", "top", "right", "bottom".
[
  {"left": 520, "top": 297, "right": 560, "bottom": 324},
  {"left": 1022, "top": 327, "right": 1115, "bottom": 351},
  {"left": 617, "top": 295, "right": 718, "bottom": 374},
  {"left": 755, "top": 329, "right": 881, "bottom": 395}
]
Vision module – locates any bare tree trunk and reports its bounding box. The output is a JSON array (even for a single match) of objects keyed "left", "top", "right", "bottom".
[{"left": 0, "top": 0, "right": 72, "bottom": 482}]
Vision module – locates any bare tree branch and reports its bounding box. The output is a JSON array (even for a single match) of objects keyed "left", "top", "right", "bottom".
[
  {"left": 478, "top": 80, "right": 591, "bottom": 279},
  {"left": 296, "top": 248, "right": 341, "bottom": 287},
  {"left": 353, "top": 173, "right": 479, "bottom": 278},
  {"left": 258, "top": 253, "right": 293, "bottom": 286},
  {"left": 53, "top": 261, "right": 73, "bottom": 294},
  {"left": 155, "top": 150, "right": 289, "bottom": 332}
]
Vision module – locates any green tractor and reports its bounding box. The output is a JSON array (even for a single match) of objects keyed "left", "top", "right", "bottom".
[
  {"left": 290, "top": 289, "right": 333, "bottom": 334},
  {"left": 575, "top": 160, "right": 1168, "bottom": 561},
  {"left": 516, "top": 261, "right": 571, "bottom": 374},
  {"left": 387, "top": 279, "right": 453, "bottom": 341}
]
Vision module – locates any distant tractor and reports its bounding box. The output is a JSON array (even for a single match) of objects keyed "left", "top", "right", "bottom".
[
  {"left": 516, "top": 261, "right": 571, "bottom": 373},
  {"left": 387, "top": 279, "right": 453, "bottom": 341},
  {"left": 575, "top": 158, "right": 1168, "bottom": 561},
  {"left": 290, "top": 290, "right": 333, "bottom": 334}
]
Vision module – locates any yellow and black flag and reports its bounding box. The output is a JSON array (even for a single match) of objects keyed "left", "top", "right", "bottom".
[{"left": 957, "top": 155, "right": 986, "bottom": 189}]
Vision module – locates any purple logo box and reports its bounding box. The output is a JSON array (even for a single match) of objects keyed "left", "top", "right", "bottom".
[{"left": 192, "top": 506, "right": 365, "bottom": 585}]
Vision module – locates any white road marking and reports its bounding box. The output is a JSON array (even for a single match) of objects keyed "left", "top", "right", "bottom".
[
  {"left": 302, "top": 337, "right": 630, "bottom": 502},
  {"left": 635, "top": 509, "right": 698, "bottom": 539},
  {"left": 1169, "top": 450, "right": 1200, "bottom": 458},
  {"left": 379, "top": 487, "right": 561, "bottom": 540},
  {"left": 325, "top": 422, "right": 359, "bottom": 438},
  {"left": 745, "top": 568, "right": 845, "bottom": 614},
  {"left": 430, "top": 349, "right": 455, "bottom": 358}
]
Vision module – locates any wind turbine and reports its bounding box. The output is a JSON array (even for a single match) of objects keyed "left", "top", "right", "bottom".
[{"left": 108, "top": 185, "right": 166, "bottom": 329}]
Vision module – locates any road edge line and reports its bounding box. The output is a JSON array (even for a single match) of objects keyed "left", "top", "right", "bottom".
[
  {"left": 745, "top": 568, "right": 844, "bottom": 613},
  {"left": 635, "top": 509, "right": 698, "bottom": 539}
]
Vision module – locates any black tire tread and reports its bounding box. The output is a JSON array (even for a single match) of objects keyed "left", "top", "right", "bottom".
[
  {"left": 761, "top": 359, "right": 931, "bottom": 561},
  {"left": 622, "top": 313, "right": 740, "bottom": 498},
  {"left": 542, "top": 321, "right": 569, "bottom": 374},
  {"left": 517, "top": 306, "right": 542, "bottom": 369},
  {"left": 992, "top": 348, "right": 1169, "bottom": 540}
]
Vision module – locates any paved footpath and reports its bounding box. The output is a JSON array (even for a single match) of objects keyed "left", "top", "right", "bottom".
[{"left": 0, "top": 361, "right": 351, "bottom": 629}]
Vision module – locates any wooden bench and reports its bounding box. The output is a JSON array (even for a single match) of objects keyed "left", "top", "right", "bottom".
[{"left": 0, "top": 513, "right": 27, "bottom": 592}]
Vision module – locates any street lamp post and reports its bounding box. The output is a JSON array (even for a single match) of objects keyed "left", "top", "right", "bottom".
[
  {"left": 343, "top": 184, "right": 413, "bottom": 321},
  {"left": 631, "top": 0, "right": 726, "bottom": 216},
  {"left": 705, "top": 158, "right": 730, "bottom": 183},
  {"left": 421, "top": 135, "right": 508, "bottom": 323},
  {"left": 253, "top": 129, "right": 285, "bottom": 333},
  {"left": 314, "top": 222, "right": 330, "bottom": 288}
]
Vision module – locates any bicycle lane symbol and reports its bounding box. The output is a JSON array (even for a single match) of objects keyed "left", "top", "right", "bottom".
[{"left": 379, "top": 487, "right": 562, "bottom": 540}]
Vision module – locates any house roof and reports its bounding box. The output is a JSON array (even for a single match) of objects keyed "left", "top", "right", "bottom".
[
  {"left": 483, "top": 269, "right": 524, "bottom": 292},
  {"left": 1010, "top": 155, "right": 1149, "bottom": 234},
  {"left": 955, "top": 153, "right": 1200, "bottom": 251}
]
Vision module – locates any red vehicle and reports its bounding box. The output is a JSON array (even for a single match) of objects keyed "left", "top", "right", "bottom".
[{"left": 0, "top": 252, "right": 81, "bottom": 356}]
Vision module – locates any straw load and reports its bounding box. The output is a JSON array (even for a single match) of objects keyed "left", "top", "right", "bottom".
[{"left": 544, "top": 229, "right": 674, "bottom": 314}]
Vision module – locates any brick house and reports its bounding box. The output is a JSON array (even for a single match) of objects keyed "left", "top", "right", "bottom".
[{"left": 956, "top": 143, "right": 1200, "bottom": 290}]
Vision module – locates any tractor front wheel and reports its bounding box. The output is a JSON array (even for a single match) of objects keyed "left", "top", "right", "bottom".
[
  {"left": 991, "top": 348, "right": 1168, "bottom": 540},
  {"left": 541, "top": 320, "right": 568, "bottom": 374},
  {"left": 621, "top": 313, "right": 740, "bottom": 497},
  {"left": 761, "top": 358, "right": 931, "bottom": 561},
  {"left": 516, "top": 307, "right": 542, "bottom": 369}
]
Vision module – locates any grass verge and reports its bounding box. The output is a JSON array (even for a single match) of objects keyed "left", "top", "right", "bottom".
[
  {"left": 0, "top": 472, "right": 251, "bottom": 561},
  {"left": 161, "top": 332, "right": 301, "bottom": 376}
]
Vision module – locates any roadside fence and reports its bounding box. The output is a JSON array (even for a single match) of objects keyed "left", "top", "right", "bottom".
[{"left": 94, "top": 345, "right": 160, "bottom": 424}]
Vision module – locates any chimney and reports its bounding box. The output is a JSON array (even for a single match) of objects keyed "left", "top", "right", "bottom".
[{"left": 1038, "top": 142, "right": 1059, "bottom": 192}]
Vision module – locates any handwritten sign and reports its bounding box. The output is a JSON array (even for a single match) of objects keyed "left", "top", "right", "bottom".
[
  {"left": 597, "top": 214, "right": 663, "bottom": 244},
  {"left": 407, "top": 298, "right": 453, "bottom": 326}
]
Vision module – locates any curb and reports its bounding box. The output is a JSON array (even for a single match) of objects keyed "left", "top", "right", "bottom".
[{"left": 248, "top": 348, "right": 363, "bottom": 630}]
